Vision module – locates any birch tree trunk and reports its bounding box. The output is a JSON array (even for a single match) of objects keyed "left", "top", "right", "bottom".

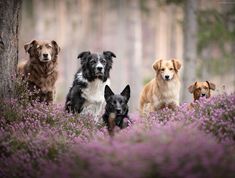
[
  {"left": 181, "top": 0, "right": 198, "bottom": 102},
  {"left": 0, "top": 0, "right": 22, "bottom": 99},
  {"left": 127, "top": 0, "right": 142, "bottom": 111}
]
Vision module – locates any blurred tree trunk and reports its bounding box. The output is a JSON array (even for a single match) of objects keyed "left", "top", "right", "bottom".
[
  {"left": 33, "top": 0, "right": 44, "bottom": 38},
  {"left": 127, "top": 0, "right": 142, "bottom": 111},
  {"left": 0, "top": 0, "right": 22, "bottom": 99},
  {"left": 182, "top": 0, "right": 198, "bottom": 102},
  {"left": 168, "top": 4, "right": 177, "bottom": 58}
]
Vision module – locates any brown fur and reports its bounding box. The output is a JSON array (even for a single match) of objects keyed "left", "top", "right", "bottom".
[
  {"left": 17, "top": 40, "right": 60, "bottom": 103},
  {"left": 188, "top": 81, "right": 216, "bottom": 101},
  {"left": 140, "top": 59, "right": 182, "bottom": 114}
]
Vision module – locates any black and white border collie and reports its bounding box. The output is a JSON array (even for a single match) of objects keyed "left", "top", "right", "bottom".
[{"left": 65, "top": 51, "right": 116, "bottom": 121}]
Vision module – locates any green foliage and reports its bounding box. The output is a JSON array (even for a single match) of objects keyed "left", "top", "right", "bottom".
[
  {"left": 197, "top": 9, "right": 235, "bottom": 53},
  {"left": 157, "top": 0, "right": 185, "bottom": 6}
]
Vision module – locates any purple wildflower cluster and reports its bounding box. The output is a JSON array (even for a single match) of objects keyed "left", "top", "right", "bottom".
[{"left": 0, "top": 93, "right": 234, "bottom": 178}]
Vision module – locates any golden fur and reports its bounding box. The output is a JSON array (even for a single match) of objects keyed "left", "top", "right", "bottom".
[
  {"left": 139, "top": 59, "right": 182, "bottom": 114},
  {"left": 17, "top": 40, "right": 60, "bottom": 103},
  {"left": 188, "top": 81, "right": 216, "bottom": 101}
]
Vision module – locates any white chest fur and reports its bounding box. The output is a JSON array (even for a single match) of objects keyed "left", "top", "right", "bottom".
[
  {"left": 81, "top": 78, "right": 110, "bottom": 121},
  {"left": 153, "top": 79, "right": 180, "bottom": 107}
]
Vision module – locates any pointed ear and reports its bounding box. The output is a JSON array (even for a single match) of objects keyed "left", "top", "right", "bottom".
[
  {"left": 120, "top": 85, "right": 130, "bottom": 102},
  {"left": 24, "top": 40, "right": 37, "bottom": 53},
  {"left": 172, "top": 59, "right": 182, "bottom": 71},
  {"left": 206, "top": 81, "right": 216, "bottom": 90},
  {"left": 77, "top": 51, "right": 91, "bottom": 59},
  {"left": 104, "top": 85, "right": 114, "bottom": 101},
  {"left": 188, "top": 82, "right": 197, "bottom": 93},
  {"left": 103, "top": 51, "right": 116, "bottom": 58},
  {"left": 51, "top": 40, "right": 60, "bottom": 55},
  {"left": 153, "top": 59, "right": 162, "bottom": 71}
]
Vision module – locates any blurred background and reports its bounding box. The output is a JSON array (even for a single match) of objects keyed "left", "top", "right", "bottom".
[{"left": 18, "top": 0, "right": 235, "bottom": 111}]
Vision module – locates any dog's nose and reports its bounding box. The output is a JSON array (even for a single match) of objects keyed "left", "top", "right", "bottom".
[
  {"left": 97, "top": 67, "right": 103, "bottom": 72},
  {"left": 43, "top": 53, "right": 48, "bottom": 58},
  {"left": 165, "top": 75, "right": 170, "bottom": 80},
  {"left": 201, "top": 94, "right": 206, "bottom": 97},
  {"left": 116, "top": 108, "right": 122, "bottom": 114}
]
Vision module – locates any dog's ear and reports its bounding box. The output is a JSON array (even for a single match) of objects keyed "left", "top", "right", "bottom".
[
  {"left": 78, "top": 51, "right": 91, "bottom": 66},
  {"left": 206, "top": 81, "right": 216, "bottom": 90},
  {"left": 77, "top": 51, "right": 91, "bottom": 59},
  {"left": 188, "top": 82, "right": 197, "bottom": 93},
  {"left": 172, "top": 59, "right": 182, "bottom": 71},
  {"left": 104, "top": 85, "right": 114, "bottom": 101},
  {"left": 51, "top": 40, "right": 60, "bottom": 55},
  {"left": 120, "top": 85, "right": 130, "bottom": 102},
  {"left": 24, "top": 40, "right": 37, "bottom": 54},
  {"left": 103, "top": 51, "right": 116, "bottom": 58},
  {"left": 153, "top": 59, "right": 162, "bottom": 71}
]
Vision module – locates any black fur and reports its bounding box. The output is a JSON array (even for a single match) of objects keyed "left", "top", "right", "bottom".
[
  {"left": 65, "top": 51, "right": 116, "bottom": 113},
  {"left": 103, "top": 85, "right": 131, "bottom": 132}
]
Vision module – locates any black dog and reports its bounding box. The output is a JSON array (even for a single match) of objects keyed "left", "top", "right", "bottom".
[
  {"left": 103, "top": 85, "right": 131, "bottom": 135},
  {"left": 65, "top": 51, "right": 116, "bottom": 121}
]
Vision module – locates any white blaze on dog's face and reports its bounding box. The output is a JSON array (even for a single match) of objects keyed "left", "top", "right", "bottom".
[
  {"left": 24, "top": 40, "right": 60, "bottom": 63},
  {"left": 153, "top": 59, "right": 181, "bottom": 81}
]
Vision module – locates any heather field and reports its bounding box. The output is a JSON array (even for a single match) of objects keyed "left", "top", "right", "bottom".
[{"left": 0, "top": 93, "right": 235, "bottom": 178}]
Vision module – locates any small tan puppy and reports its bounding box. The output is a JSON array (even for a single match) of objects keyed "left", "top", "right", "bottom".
[
  {"left": 17, "top": 40, "right": 60, "bottom": 103},
  {"left": 188, "top": 81, "right": 216, "bottom": 101},
  {"left": 140, "top": 59, "right": 182, "bottom": 114}
]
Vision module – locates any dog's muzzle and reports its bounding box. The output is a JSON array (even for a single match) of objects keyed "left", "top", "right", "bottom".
[
  {"left": 95, "top": 66, "right": 104, "bottom": 76},
  {"left": 201, "top": 94, "right": 206, "bottom": 97},
  {"left": 164, "top": 75, "right": 170, "bottom": 81}
]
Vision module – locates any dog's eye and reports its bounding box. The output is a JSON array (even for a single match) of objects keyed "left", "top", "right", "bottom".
[
  {"left": 113, "top": 101, "right": 117, "bottom": 105},
  {"left": 161, "top": 68, "right": 165, "bottom": 71},
  {"left": 46, "top": 44, "right": 52, "bottom": 48},
  {"left": 90, "top": 60, "right": 96, "bottom": 64},
  {"left": 169, "top": 68, "right": 174, "bottom": 71},
  {"left": 37, "top": 45, "right": 42, "bottom": 49},
  {"left": 100, "top": 59, "right": 106, "bottom": 64},
  {"left": 204, "top": 86, "right": 208, "bottom": 89}
]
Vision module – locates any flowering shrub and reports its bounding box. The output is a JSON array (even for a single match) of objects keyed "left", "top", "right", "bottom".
[{"left": 0, "top": 93, "right": 234, "bottom": 178}]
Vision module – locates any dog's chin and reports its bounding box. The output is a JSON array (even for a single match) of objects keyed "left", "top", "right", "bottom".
[
  {"left": 164, "top": 78, "right": 171, "bottom": 81},
  {"left": 200, "top": 94, "right": 207, "bottom": 98},
  {"left": 95, "top": 72, "right": 104, "bottom": 78},
  {"left": 163, "top": 77, "right": 172, "bottom": 81},
  {"left": 40, "top": 58, "right": 51, "bottom": 63}
]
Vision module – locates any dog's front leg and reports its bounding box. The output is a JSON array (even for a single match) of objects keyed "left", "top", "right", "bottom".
[{"left": 46, "top": 91, "right": 54, "bottom": 104}]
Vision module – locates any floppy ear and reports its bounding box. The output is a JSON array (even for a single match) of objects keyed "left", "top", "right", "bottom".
[
  {"left": 120, "top": 85, "right": 130, "bottom": 102},
  {"left": 51, "top": 40, "right": 60, "bottom": 55},
  {"left": 103, "top": 51, "right": 116, "bottom": 58},
  {"left": 153, "top": 59, "right": 162, "bottom": 71},
  {"left": 188, "top": 82, "right": 197, "bottom": 93},
  {"left": 77, "top": 51, "right": 91, "bottom": 59},
  {"left": 104, "top": 85, "right": 114, "bottom": 101},
  {"left": 172, "top": 59, "right": 182, "bottom": 71},
  {"left": 24, "top": 40, "right": 37, "bottom": 53},
  {"left": 206, "top": 81, "right": 216, "bottom": 90}
]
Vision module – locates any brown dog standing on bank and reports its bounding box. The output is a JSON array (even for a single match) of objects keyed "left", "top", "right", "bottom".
[
  {"left": 139, "top": 59, "right": 182, "bottom": 114},
  {"left": 17, "top": 40, "right": 60, "bottom": 103}
]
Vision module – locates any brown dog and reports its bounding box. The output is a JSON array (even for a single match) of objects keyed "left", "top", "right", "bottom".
[
  {"left": 17, "top": 40, "right": 60, "bottom": 103},
  {"left": 188, "top": 81, "right": 216, "bottom": 101},
  {"left": 139, "top": 59, "right": 182, "bottom": 114}
]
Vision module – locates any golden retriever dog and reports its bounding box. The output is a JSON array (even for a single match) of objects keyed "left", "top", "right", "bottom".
[
  {"left": 188, "top": 81, "right": 216, "bottom": 101},
  {"left": 17, "top": 40, "right": 60, "bottom": 103},
  {"left": 139, "top": 59, "right": 182, "bottom": 114}
]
